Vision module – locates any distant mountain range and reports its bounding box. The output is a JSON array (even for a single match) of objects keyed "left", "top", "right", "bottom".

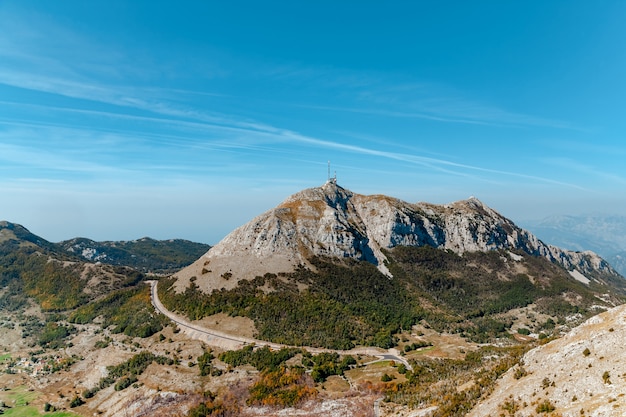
[
  {"left": 521, "top": 215, "right": 626, "bottom": 277},
  {"left": 59, "top": 236, "right": 210, "bottom": 274},
  {"left": 0, "top": 220, "right": 210, "bottom": 274},
  {"left": 0, "top": 220, "right": 209, "bottom": 312}
]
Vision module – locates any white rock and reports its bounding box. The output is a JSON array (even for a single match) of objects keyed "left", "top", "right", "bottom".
[{"left": 175, "top": 182, "right": 620, "bottom": 290}]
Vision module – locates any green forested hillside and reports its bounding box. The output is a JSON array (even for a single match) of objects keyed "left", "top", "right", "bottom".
[
  {"left": 160, "top": 246, "right": 625, "bottom": 349},
  {"left": 159, "top": 257, "right": 424, "bottom": 349},
  {"left": 69, "top": 284, "right": 169, "bottom": 337},
  {"left": 0, "top": 221, "right": 169, "bottom": 339},
  {"left": 0, "top": 220, "right": 205, "bottom": 313},
  {"left": 0, "top": 239, "right": 145, "bottom": 311}
]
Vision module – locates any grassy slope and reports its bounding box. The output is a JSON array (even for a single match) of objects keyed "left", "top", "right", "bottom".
[{"left": 0, "top": 386, "right": 78, "bottom": 417}]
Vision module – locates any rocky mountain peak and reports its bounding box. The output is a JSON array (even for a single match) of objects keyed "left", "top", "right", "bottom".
[
  {"left": 287, "top": 178, "right": 349, "bottom": 198},
  {"left": 175, "top": 184, "right": 622, "bottom": 293}
]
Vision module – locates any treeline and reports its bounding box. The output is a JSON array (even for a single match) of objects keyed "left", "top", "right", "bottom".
[
  {"left": 38, "top": 322, "right": 76, "bottom": 349},
  {"left": 159, "top": 257, "right": 425, "bottom": 349},
  {"left": 390, "top": 246, "right": 601, "bottom": 316},
  {"left": 217, "top": 345, "right": 356, "bottom": 384},
  {"left": 159, "top": 246, "right": 612, "bottom": 349},
  {"left": 219, "top": 345, "right": 300, "bottom": 372},
  {"left": 302, "top": 351, "right": 356, "bottom": 383},
  {"left": 388, "top": 246, "right": 604, "bottom": 340}
]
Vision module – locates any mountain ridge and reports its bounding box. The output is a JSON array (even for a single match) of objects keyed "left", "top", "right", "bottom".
[
  {"left": 162, "top": 182, "right": 625, "bottom": 350},
  {"left": 58, "top": 236, "right": 210, "bottom": 274},
  {"left": 175, "top": 182, "right": 621, "bottom": 292},
  {"left": 0, "top": 220, "right": 210, "bottom": 274},
  {"left": 522, "top": 214, "right": 626, "bottom": 277},
  {"left": 0, "top": 220, "right": 60, "bottom": 252}
]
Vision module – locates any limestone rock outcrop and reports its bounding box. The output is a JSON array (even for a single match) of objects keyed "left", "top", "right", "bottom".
[
  {"left": 175, "top": 182, "right": 620, "bottom": 292},
  {"left": 469, "top": 303, "right": 626, "bottom": 417}
]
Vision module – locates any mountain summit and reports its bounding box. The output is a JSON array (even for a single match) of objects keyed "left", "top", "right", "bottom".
[{"left": 175, "top": 182, "right": 621, "bottom": 292}]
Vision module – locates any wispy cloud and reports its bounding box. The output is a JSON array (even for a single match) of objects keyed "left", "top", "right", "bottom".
[
  {"left": 0, "top": 7, "right": 575, "bottom": 134},
  {"left": 540, "top": 138, "right": 626, "bottom": 156},
  {"left": 276, "top": 130, "right": 586, "bottom": 190},
  {"left": 292, "top": 95, "right": 577, "bottom": 130},
  {"left": 0, "top": 8, "right": 584, "bottom": 192},
  {"left": 0, "top": 95, "right": 584, "bottom": 191},
  {"left": 0, "top": 141, "right": 130, "bottom": 176},
  {"left": 542, "top": 157, "right": 626, "bottom": 185},
  {"left": 259, "top": 64, "right": 578, "bottom": 130}
]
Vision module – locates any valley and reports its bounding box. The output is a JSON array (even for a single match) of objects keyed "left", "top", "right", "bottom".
[{"left": 0, "top": 281, "right": 464, "bottom": 417}]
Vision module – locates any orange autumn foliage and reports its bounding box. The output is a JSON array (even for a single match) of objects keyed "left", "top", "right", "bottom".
[{"left": 247, "top": 366, "right": 317, "bottom": 407}]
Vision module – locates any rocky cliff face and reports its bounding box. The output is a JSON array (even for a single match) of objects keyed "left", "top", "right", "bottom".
[{"left": 175, "top": 182, "right": 621, "bottom": 292}]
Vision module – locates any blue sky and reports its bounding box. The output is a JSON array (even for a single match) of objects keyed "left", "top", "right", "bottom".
[{"left": 2, "top": 1, "right": 626, "bottom": 244}]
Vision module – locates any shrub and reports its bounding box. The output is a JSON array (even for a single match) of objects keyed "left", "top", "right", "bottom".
[
  {"left": 115, "top": 375, "right": 138, "bottom": 391},
  {"left": 70, "top": 396, "right": 85, "bottom": 408},
  {"left": 536, "top": 399, "right": 555, "bottom": 413},
  {"left": 94, "top": 339, "right": 110, "bottom": 349},
  {"left": 513, "top": 366, "right": 527, "bottom": 380},
  {"left": 82, "top": 387, "right": 98, "bottom": 399},
  {"left": 198, "top": 349, "right": 215, "bottom": 376},
  {"left": 248, "top": 366, "right": 316, "bottom": 407},
  {"left": 397, "top": 363, "right": 407, "bottom": 374},
  {"left": 501, "top": 398, "right": 519, "bottom": 415},
  {"left": 404, "top": 340, "right": 432, "bottom": 352}
]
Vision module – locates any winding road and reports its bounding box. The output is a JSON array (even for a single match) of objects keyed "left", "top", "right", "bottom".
[{"left": 148, "top": 280, "right": 411, "bottom": 370}]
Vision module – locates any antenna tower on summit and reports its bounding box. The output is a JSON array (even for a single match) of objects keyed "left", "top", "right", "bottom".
[{"left": 327, "top": 161, "right": 337, "bottom": 184}]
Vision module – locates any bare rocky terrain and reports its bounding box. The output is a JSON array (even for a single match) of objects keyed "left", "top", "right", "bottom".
[
  {"left": 174, "top": 182, "right": 621, "bottom": 293},
  {"left": 0, "top": 295, "right": 435, "bottom": 417},
  {"left": 470, "top": 303, "right": 626, "bottom": 417}
]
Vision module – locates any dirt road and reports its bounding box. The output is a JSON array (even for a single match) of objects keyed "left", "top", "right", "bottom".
[{"left": 148, "top": 280, "right": 411, "bottom": 369}]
